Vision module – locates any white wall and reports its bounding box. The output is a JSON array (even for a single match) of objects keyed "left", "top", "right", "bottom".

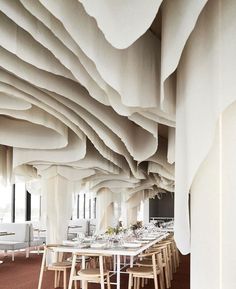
[{"left": 191, "top": 102, "right": 236, "bottom": 289}]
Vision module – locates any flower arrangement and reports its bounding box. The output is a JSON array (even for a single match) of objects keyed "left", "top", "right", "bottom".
[
  {"left": 130, "top": 221, "right": 143, "bottom": 231},
  {"left": 106, "top": 221, "right": 124, "bottom": 235},
  {"left": 106, "top": 226, "right": 122, "bottom": 235}
]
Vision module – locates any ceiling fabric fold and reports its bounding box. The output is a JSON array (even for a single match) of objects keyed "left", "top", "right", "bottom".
[{"left": 1, "top": 0, "right": 234, "bottom": 255}]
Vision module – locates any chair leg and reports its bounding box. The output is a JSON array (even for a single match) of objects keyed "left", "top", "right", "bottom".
[
  {"left": 141, "top": 278, "right": 145, "bottom": 288},
  {"left": 159, "top": 273, "right": 165, "bottom": 289},
  {"left": 176, "top": 249, "right": 180, "bottom": 266},
  {"left": 165, "top": 267, "right": 171, "bottom": 288},
  {"left": 137, "top": 277, "right": 140, "bottom": 289},
  {"left": 99, "top": 256, "right": 105, "bottom": 289},
  {"left": 68, "top": 254, "right": 77, "bottom": 289},
  {"left": 107, "top": 274, "right": 111, "bottom": 289},
  {"left": 57, "top": 271, "right": 61, "bottom": 287},
  {"left": 12, "top": 251, "right": 14, "bottom": 261},
  {"left": 37, "top": 248, "right": 46, "bottom": 289},
  {"left": 54, "top": 271, "right": 57, "bottom": 288},
  {"left": 63, "top": 269, "right": 67, "bottom": 289},
  {"left": 26, "top": 248, "right": 29, "bottom": 258},
  {"left": 153, "top": 274, "right": 159, "bottom": 289},
  {"left": 157, "top": 255, "right": 165, "bottom": 289},
  {"left": 128, "top": 273, "right": 133, "bottom": 289}
]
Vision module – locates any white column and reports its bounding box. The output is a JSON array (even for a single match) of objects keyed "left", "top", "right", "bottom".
[
  {"left": 43, "top": 175, "right": 73, "bottom": 244},
  {"left": 143, "top": 198, "right": 150, "bottom": 224},
  {"left": 96, "top": 188, "right": 114, "bottom": 234}
]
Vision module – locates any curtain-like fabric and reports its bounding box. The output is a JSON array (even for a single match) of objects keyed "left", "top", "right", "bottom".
[
  {"left": 0, "top": 145, "right": 12, "bottom": 185},
  {"left": 0, "top": 0, "right": 235, "bottom": 259},
  {"left": 126, "top": 191, "right": 144, "bottom": 226},
  {"left": 96, "top": 188, "right": 114, "bottom": 234},
  {"left": 175, "top": 0, "right": 236, "bottom": 253},
  {"left": 78, "top": 0, "right": 163, "bottom": 49},
  {"left": 43, "top": 175, "right": 73, "bottom": 244}
]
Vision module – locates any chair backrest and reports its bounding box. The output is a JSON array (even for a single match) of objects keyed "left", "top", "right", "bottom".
[
  {"left": 88, "top": 219, "right": 97, "bottom": 236},
  {"left": 0, "top": 223, "right": 30, "bottom": 242},
  {"left": 139, "top": 250, "right": 163, "bottom": 268},
  {"left": 68, "top": 219, "right": 89, "bottom": 235},
  {"left": 73, "top": 252, "right": 107, "bottom": 274}
]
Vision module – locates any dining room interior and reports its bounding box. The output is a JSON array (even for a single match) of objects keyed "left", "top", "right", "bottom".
[{"left": 0, "top": 1, "right": 236, "bottom": 289}]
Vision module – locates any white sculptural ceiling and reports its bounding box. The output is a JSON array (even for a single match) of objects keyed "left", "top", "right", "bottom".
[
  {"left": 1, "top": 0, "right": 198, "bottom": 195},
  {"left": 3, "top": 0, "right": 236, "bottom": 255}
]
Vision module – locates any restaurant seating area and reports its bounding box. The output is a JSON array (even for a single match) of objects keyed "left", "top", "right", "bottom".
[
  {"left": 0, "top": 1, "right": 236, "bottom": 289},
  {"left": 0, "top": 222, "right": 44, "bottom": 261},
  {"left": 0, "top": 222, "right": 189, "bottom": 289},
  {"left": 0, "top": 249, "right": 190, "bottom": 289}
]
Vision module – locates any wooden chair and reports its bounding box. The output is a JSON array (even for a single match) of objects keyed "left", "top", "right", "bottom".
[
  {"left": 147, "top": 244, "right": 171, "bottom": 288},
  {"left": 37, "top": 244, "right": 77, "bottom": 289},
  {"left": 166, "top": 237, "right": 180, "bottom": 269},
  {"left": 160, "top": 240, "right": 177, "bottom": 274},
  {"left": 68, "top": 252, "right": 111, "bottom": 289},
  {"left": 127, "top": 251, "right": 164, "bottom": 289}
]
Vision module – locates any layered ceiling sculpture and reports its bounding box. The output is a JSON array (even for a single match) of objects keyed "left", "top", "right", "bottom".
[
  {"left": 1, "top": 0, "right": 233, "bottom": 254},
  {"left": 0, "top": 0, "right": 180, "bottom": 194}
]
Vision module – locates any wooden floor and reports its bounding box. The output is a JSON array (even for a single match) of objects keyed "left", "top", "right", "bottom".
[{"left": 0, "top": 251, "right": 190, "bottom": 289}]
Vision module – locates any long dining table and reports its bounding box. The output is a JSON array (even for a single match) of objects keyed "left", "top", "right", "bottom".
[{"left": 52, "top": 232, "right": 169, "bottom": 289}]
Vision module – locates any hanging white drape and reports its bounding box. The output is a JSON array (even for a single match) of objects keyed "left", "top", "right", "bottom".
[
  {"left": 175, "top": 0, "right": 236, "bottom": 254},
  {"left": 96, "top": 188, "right": 114, "bottom": 234},
  {"left": 43, "top": 174, "right": 73, "bottom": 244},
  {"left": 0, "top": 0, "right": 236, "bottom": 264},
  {"left": 0, "top": 145, "right": 12, "bottom": 186},
  {"left": 126, "top": 191, "right": 143, "bottom": 226}
]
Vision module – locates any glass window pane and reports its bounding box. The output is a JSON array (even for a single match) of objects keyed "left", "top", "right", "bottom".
[
  {"left": 0, "top": 184, "right": 12, "bottom": 223},
  {"left": 79, "top": 192, "right": 84, "bottom": 219},
  {"left": 31, "top": 194, "right": 40, "bottom": 222},
  {"left": 15, "top": 182, "right": 26, "bottom": 222},
  {"left": 72, "top": 193, "right": 78, "bottom": 220},
  {"left": 85, "top": 194, "right": 89, "bottom": 219}
]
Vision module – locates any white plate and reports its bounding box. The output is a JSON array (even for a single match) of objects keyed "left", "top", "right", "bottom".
[
  {"left": 62, "top": 240, "right": 78, "bottom": 246},
  {"left": 123, "top": 242, "right": 142, "bottom": 248},
  {"left": 90, "top": 243, "right": 106, "bottom": 248},
  {"left": 141, "top": 236, "right": 156, "bottom": 241},
  {"left": 135, "top": 239, "right": 149, "bottom": 244}
]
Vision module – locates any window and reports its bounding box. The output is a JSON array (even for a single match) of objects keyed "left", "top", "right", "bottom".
[
  {"left": 137, "top": 200, "right": 144, "bottom": 222},
  {"left": 31, "top": 194, "right": 40, "bottom": 222},
  {"left": 72, "top": 193, "right": 78, "bottom": 220},
  {"left": 73, "top": 191, "right": 96, "bottom": 220},
  {"left": 93, "top": 197, "right": 96, "bottom": 219},
  {"left": 15, "top": 182, "right": 26, "bottom": 222},
  {"left": 0, "top": 184, "right": 12, "bottom": 223}
]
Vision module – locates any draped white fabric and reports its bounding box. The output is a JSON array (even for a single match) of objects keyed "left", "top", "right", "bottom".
[
  {"left": 175, "top": 0, "right": 236, "bottom": 253},
  {"left": 43, "top": 175, "right": 73, "bottom": 244},
  {"left": 0, "top": 0, "right": 235, "bottom": 260},
  {"left": 96, "top": 188, "right": 114, "bottom": 234}
]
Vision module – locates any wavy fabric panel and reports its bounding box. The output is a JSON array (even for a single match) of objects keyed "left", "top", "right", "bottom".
[
  {"left": 79, "top": 0, "right": 163, "bottom": 49},
  {"left": 0, "top": 0, "right": 231, "bottom": 255},
  {"left": 175, "top": 0, "right": 236, "bottom": 253}
]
